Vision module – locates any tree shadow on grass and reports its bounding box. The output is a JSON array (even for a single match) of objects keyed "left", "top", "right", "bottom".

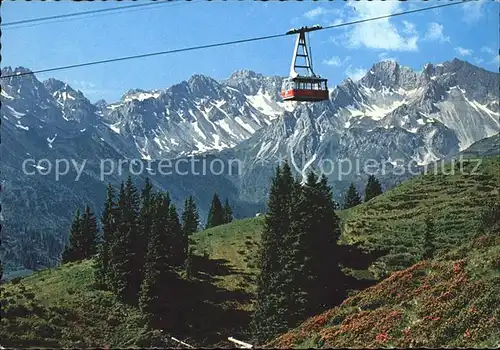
[{"left": 161, "top": 254, "right": 254, "bottom": 347}]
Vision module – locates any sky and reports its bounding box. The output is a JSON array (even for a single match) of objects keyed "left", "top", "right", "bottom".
[{"left": 2, "top": 0, "right": 499, "bottom": 103}]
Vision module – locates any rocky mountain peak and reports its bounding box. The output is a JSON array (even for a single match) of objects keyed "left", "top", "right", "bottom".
[
  {"left": 224, "top": 69, "right": 283, "bottom": 100},
  {"left": 360, "top": 60, "right": 418, "bottom": 90},
  {"left": 94, "top": 99, "right": 108, "bottom": 109},
  {"left": 187, "top": 74, "right": 221, "bottom": 97},
  {"left": 227, "top": 69, "right": 263, "bottom": 81}
]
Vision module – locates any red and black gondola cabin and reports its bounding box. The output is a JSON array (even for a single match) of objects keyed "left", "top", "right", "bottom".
[{"left": 281, "top": 77, "right": 329, "bottom": 101}]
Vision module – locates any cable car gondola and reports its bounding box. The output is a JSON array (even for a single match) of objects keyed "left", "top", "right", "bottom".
[{"left": 280, "top": 25, "right": 329, "bottom": 102}]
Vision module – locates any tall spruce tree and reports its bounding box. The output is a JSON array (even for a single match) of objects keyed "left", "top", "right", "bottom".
[
  {"left": 306, "top": 173, "right": 343, "bottom": 311},
  {"left": 342, "top": 183, "right": 362, "bottom": 209},
  {"left": 181, "top": 196, "right": 199, "bottom": 246},
  {"left": 278, "top": 174, "right": 308, "bottom": 328},
  {"left": 80, "top": 205, "right": 99, "bottom": 258},
  {"left": 62, "top": 209, "right": 83, "bottom": 263},
  {"left": 364, "top": 175, "right": 383, "bottom": 202},
  {"left": 276, "top": 171, "right": 343, "bottom": 328},
  {"left": 422, "top": 215, "right": 436, "bottom": 260},
  {"left": 95, "top": 183, "right": 116, "bottom": 288},
  {"left": 223, "top": 198, "right": 233, "bottom": 224},
  {"left": 107, "top": 183, "right": 129, "bottom": 298},
  {"left": 168, "top": 204, "right": 184, "bottom": 266},
  {"left": 251, "top": 162, "right": 295, "bottom": 343},
  {"left": 206, "top": 193, "right": 225, "bottom": 229},
  {"left": 125, "top": 176, "right": 142, "bottom": 300},
  {"left": 139, "top": 192, "right": 178, "bottom": 327},
  {"left": 107, "top": 178, "right": 142, "bottom": 303},
  {"left": 138, "top": 178, "right": 154, "bottom": 281}
]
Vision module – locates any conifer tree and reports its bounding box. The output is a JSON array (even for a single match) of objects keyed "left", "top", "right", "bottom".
[
  {"left": 278, "top": 174, "right": 308, "bottom": 327},
  {"left": 124, "top": 176, "right": 142, "bottom": 300},
  {"left": 80, "top": 205, "right": 99, "bottom": 258},
  {"left": 277, "top": 171, "right": 343, "bottom": 327},
  {"left": 342, "top": 183, "right": 362, "bottom": 209},
  {"left": 138, "top": 178, "right": 154, "bottom": 281},
  {"left": 422, "top": 215, "right": 436, "bottom": 260},
  {"left": 62, "top": 209, "right": 83, "bottom": 263},
  {"left": 95, "top": 183, "right": 116, "bottom": 288},
  {"left": 223, "top": 198, "right": 233, "bottom": 224},
  {"left": 305, "top": 173, "right": 342, "bottom": 311},
  {"left": 364, "top": 175, "right": 383, "bottom": 202},
  {"left": 168, "top": 204, "right": 185, "bottom": 266},
  {"left": 107, "top": 183, "right": 128, "bottom": 298},
  {"left": 206, "top": 193, "right": 225, "bottom": 229},
  {"left": 107, "top": 178, "right": 141, "bottom": 302},
  {"left": 251, "top": 162, "right": 295, "bottom": 343},
  {"left": 139, "top": 192, "right": 178, "bottom": 326},
  {"left": 181, "top": 196, "right": 199, "bottom": 246}
]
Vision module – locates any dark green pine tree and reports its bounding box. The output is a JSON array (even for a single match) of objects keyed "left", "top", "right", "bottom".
[
  {"left": 139, "top": 192, "right": 179, "bottom": 327},
  {"left": 107, "top": 183, "right": 129, "bottom": 298},
  {"left": 279, "top": 171, "right": 344, "bottom": 326},
  {"left": 223, "top": 198, "right": 233, "bottom": 224},
  {"left": 168, "top": 204, "right": 184, "bottom": 266},
  {"left": 251, "top": 161, "right": 295, "bottom": 343},
  {"left": 305, "top": 173, "right": 343, "bottom": 311},
  {"left": 422, "top": 215, "right": 436, "bottom": 260},
  {"left": 181, "top": 196, "right": 199, "bottom": 247},
  {"left": 364, "top": 175, "right": 383, "bottom": 202},
  {"left": 342, "top": 183, "right": 362, "bottom": 209},
  {"left": 278, "top": 174, "right": 308, "bottom": 328},
  {"left": 62, "top": 209, "right": 84, "bottom": 263},
  {"left": 124, "top": 176, "right": 142, "bottom": 301},
  {"left": 107, "top": 177, "right": 141, "bottom": 303},
  {"left": 95, "top": 183, "right": 117, "bottom": 289},
  {"left": 138, "top": 178, "right": 155, "bottom": 281},
  {"left": 206, "top": 193, "right": 225, "bottom": 229},
  {"left": 80, "top": 205, "right": 99, "bottom": 258}
]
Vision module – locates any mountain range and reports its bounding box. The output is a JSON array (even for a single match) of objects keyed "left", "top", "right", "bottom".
[{"left": 1, "top": 57, "right": 499, "bottom": 277}]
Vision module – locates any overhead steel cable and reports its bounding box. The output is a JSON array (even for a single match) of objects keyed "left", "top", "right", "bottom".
[
  {"left": 0, "top": 1, "right": 470, "bottom": 80},
  {"left": 1, "top": 0, "right": 192, "bottom": 29}
]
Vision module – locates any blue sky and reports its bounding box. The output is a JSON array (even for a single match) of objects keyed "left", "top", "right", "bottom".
[{"left": 2, "top": 0, "right": 499, "bottom": 103}]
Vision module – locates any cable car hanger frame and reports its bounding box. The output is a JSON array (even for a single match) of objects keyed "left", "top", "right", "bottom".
[{"left": 280, "top": 25, "right": 329, "bottom": 103}]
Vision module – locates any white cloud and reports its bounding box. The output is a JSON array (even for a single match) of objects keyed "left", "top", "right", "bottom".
[
  {"left": 477, "top": 46, "right": 499, "bottom": 66},
  {"left": 328, "top": 18, "right": 344, "bottom": 26},
  {"left": 304, "top": 7, "right": 328, "bottom": 20},
  {"left": 72, "top": 80, "right": 97, "bottom": 90},
  {"left": 474, "top": 57, "right": 485, "bottom": 65},
  {"left": 455, "top": 47, "right": 473, "bottom": 56},
  {"left": 342, "top": 2, "right": 419, "bottom": 52},
  {"left": 303, "top": 7, "right": 342, "bottom": 20},
  {"left": 402, "top": 20, "right": 417, "bottom": 35},
  {"left": 69, "top": 80, "right": 117, "bottom": 102},
  {"left": 378, "top": 52, "right": 397, "bottom": 62},
  {"left": 424, "top": 22, "right": 450, "bottom": 43},
  {"left": 491, "top": 54, "right": 500, "bottom": 66},
  {"left": 345, "top": 65, "right": 367, "bottom": 81},
  {"left": 323, "top": 56, "right": 350, "bottom": 67},
  {"left": 323, "top": 56, "right": 342, "bottom": 67},
  {"left": 481, "top": 46, "right": 495, "bottom": 55},
  {"left": 462, "top": 0, "right": 485, "bottom": 24}
]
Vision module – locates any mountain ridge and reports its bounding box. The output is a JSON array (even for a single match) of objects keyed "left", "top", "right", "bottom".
[{"left": 1, "top": 57, "right": 498, "bottom": 276}]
